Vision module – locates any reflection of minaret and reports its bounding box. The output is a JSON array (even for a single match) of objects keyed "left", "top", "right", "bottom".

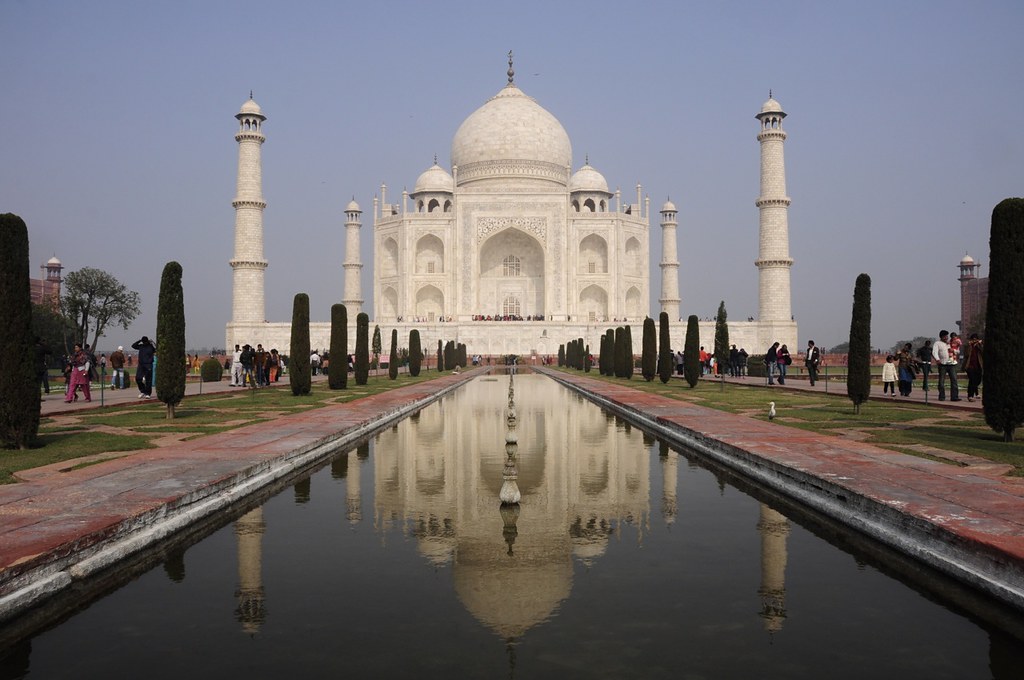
[
  {"left": 659, "top": 446, "right": 678, "bottom": 525},
  {"left": 235, "top": 507, "right": 266, "bottom": 634},
  {"left": 347, "top": 447, "right": 363, "bottom": 523},
  {"left": 757, "top": 504, "right": 789, "bottom": 633}
]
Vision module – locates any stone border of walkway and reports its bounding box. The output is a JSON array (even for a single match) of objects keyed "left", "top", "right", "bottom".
[
  {"left": 0, "top": 369, "right": 483, "bottom": 624},
  {"left": 537, "top": 367, "right": 1024, "bottom": 613}
]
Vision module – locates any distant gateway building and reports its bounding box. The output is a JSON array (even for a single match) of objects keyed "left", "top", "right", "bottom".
[{"left": 227, "top": 62, "right": 797, "bottom": 358}]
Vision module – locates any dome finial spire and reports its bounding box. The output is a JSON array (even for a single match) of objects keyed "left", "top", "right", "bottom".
[
  {"left": 585, "top": 153, "right": 589, "bottom": 165},
  {"left": 433, "top": 153, "right": 438, "bottom": 166},
  {"left": 507, "top": 50, "right": 514, "bottom": 84},
  {"left": 249, "top": 90, "right": 253, "bottom": 100},
  {"left": 769, "top": 88, "right": 773, "bottom": 99}
]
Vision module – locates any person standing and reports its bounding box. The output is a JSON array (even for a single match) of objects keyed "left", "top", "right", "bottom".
[
  {"left": 230, "top": 344, "right": 243, "bottom": 386},
  {"left": 738, "top": 348, "right": 749, "bottom": 376},
  {"left": 132, "top": 336, "right": 156, "bottom": 399},
  {"left": 804, "top": 340, "right": 821, "bottom": 386},
  {"left": 64, "top": 343, "right": 92, "bottom": 403},
  {"left": 765, "top": 342, "right": 779, "bottom": 385},
  {"left": 915, "top": 340, "right": 933, "bottom": 393},
  {"left": 896, "top": 343, "right": 917, "bottom": 397},
  {"left": 35, "top": 336, "right": 52, "bottom": 395},
  {"left": 110, "top": 346, "right": 126, "bottom": 389},
  {"left": 963, "top": 333, "right": 984, "bottom": 402},
  {"left": 932, "top": 330, "right": 960, "bottom": 401},
  {"left": 240, "top": 344, "right": 255, "bottom": 387},
  {"left": 776, "top": 344, "right": 791, "bottom": 385},
  {"left": 881, "top": 355, "right": 898, "bottom": 398}
]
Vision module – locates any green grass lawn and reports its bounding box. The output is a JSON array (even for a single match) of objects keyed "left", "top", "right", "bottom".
[
  {"left": 556, "top": 368, "right": 1024, "bottom": 475},
  {"left": 2, "top": 372, "right": 443, "bottom": 484}
]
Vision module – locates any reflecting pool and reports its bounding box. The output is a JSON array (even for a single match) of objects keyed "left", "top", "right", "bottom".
[{"left": 2, "top": 374, "right": 1023, "bottom": 679}]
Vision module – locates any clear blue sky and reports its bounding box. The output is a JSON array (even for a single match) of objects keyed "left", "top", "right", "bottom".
[{"left": 3, "top": 0, "right": 1022, "bottom": 351}]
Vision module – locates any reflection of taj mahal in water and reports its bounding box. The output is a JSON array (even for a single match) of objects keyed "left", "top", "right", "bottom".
[
  {"left": 227, "top": 54, "right": 797, "bottom": 355},
  {"left": 231, "top": 376, "right": 790, "bottom": 640}
]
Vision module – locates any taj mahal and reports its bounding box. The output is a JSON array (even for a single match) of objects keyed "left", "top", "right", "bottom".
[{"left": 226, "top": 56, "right": 797, "bottom": 357}]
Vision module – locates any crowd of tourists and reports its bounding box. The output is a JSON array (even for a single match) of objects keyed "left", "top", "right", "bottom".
[{"left": 228, "top": 343, "right": 284, "bottom": 388}]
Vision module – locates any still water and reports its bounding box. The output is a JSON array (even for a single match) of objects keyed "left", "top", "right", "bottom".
[{"left": 2, "top": 374, "right": 1023, "bottom": 679}]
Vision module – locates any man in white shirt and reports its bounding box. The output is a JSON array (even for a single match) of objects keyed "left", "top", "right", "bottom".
[
  {"left": 932, "top": 330, "right": 960, "bottom": 401},
  {"left": 230, "top": 344, "right": 243, "bottom": 386}
]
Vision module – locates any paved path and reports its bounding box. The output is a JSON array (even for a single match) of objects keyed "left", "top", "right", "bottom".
[
  {"left": 538, "top": 367, "right": 1024, "bottom": 614},
  {"left": 1, "top": 368, "right": 482, "bottom": 624}
]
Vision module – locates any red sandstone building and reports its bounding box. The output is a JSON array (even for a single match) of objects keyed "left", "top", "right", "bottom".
[
  {"left": 31, "top": 256, "right": 63, "bottom": 309},
  {"left": 958, "top": 254, "right": 987, "bottom": 336}
]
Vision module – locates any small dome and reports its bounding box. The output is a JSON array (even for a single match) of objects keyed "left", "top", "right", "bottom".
[
  {"left": 960, "top": 253, "right": 975, "bottom": 266},
  {"left": 412, "top": 163, "right": 454, "bottom": 194},
  {"left": 661, "top": 199, "right": 677, "bottom": 213},
  {"left": 345, "top": 199, "right": 361, "bottom": 213},
  {"left": 569, "top": 163, "right": 609, "bottom": 194},
  {"left": 761, "top": 97, "right": 784, "bottom": 114},
  {"left": 240, "top": 98, "right": 263, "bottom": 116},
  {"left": 46, "top": 256, "right": 62, "bottom": 265}
]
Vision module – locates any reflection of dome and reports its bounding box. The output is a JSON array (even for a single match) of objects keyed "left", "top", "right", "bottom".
[
  {"left": 569, "top": 164, "right": 609, "bottom": 194},
  {"left": 417, "top": 537, "right": 455, "bottom": 567},
  {"left": 454, "top": 550, "right": 573, "bottom": 639},
  {"left": 451, "top": 84, "right": 572, "bottom": 185},
  {"left": 413, "top": 163, "right": 454, "bottom": 194},
  {"left": 760, "top": 97, "right": 783, "bottom": 114},
  {"left": 571, "top": 539, "right": 608, "bottom": 564}
]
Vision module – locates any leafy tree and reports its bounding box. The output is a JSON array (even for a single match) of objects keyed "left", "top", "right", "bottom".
[
  {"left": 355, "top": 313, "right": 369, "bottom": 385},
  {"left": 641, "top": 317, "right": 656, "bottom": 381},
  {"left": 409, "top": 330, "right": 422, "bottom": 377},
  {"left": 388, "top": 329, "right": 399, "bottom": 380},
  {"left": 658, "top": 312, "right": 673, "bottom": 384},
  {"left": 828, "top": 341, "right": 850, "bottom": 354},
  {"left": 32, "top": 302, "right": 74, "bottom": 362},
  {"left": 684, "top": 315, "right": 701, "bottom": 388},
  {"left": 329, "top": 304, "right": 348, "bottom": 390},
  {"left": 155, "top": 262, "right": 186, "bottom": 418},
  {"left": 0, "top": 213, "right": 40, "bottom": 449},
  {"left": 289, "top": 293, "right": 312, "bottom": 396},
  {"left": 890, "top": 336, "right": 932, "bottom": 355},
  {"left": 847, "top": 274, "right": 872, "bottom": 413},
  {"left": 983, "top": 198, "right": 1024, "bottom": 442},
  {"left": 714, "top": 301, "right": 729, "bottom": 376},
  {"left": 372, "top": 325, "right": 382, "bottom": 369},
  {"left": 60, "top": 267, "right": 141, "bottom": 349}
]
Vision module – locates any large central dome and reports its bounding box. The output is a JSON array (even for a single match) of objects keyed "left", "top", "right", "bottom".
[{"left": 451, "top": 84, "right": 572, "bottom": 187}]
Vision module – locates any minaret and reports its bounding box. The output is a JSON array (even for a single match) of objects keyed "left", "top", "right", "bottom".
[
  {"left": 658, "top": 199, "right": 681, "bottom": 320},
  {"left": 755, "top": 94, "right": 793, "bottom": 323},
  {"left": 957, "top": 253, "right": 980, "bottom": 333},
  {"left": 342, "top": 199, "right": 363, "bottom": 315},
  {"left": 230, "top": 94, "right": 268, "bottom": 327}
]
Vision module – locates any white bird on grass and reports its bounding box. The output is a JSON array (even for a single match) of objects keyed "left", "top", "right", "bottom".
[{"left": 768, "top": 402, "right": 776, "bottom": 420}]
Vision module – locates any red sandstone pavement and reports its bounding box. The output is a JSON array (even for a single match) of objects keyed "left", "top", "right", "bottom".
[
  {"left": 538, "top": 367, "right": 1024, "bottom": 610},
  {"left": 3, "top": 366, "right": 1024, "bottom": 620},
  {"left": 0, "top": 369, "right": 482, "bottom": 619}
]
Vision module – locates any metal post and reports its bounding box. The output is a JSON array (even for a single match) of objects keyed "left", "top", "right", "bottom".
[{"left": 100, "top": 365, "right": 105, "bottom": 406}]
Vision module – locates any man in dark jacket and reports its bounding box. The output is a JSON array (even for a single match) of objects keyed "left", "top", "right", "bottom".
[
  {"left": 132, "top": 336, "right": 156, "bottom": 399},
  {"left": 765, "top": 342, "right": 779, "bottom": 385}
]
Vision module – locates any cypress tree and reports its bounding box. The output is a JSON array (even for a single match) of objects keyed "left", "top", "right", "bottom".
[
  {"left": 623, "top": 325, "right": 633, "bottom": 380},
  {"left": 984, "top": 198, "right": 1024, "bottom": 441},
  {"left": 388, "top": 329, "right": 399, "bottom": 380},
  {"left": 714, "top": 301, "right": 729, "bottom": 377},
  {"left": 641, "top": 317, "right": 656, "bottom": 381},
  {"left": 437, "top": 339, "right": 443, "bottom": 372},
  {"left": 605, "top": 327, "right": 615, "bottom": 375},
  {"left": 0, "top": 213, "right": 40, "bottom": 449},
  {"left": 684, "top": 315, "right": 701, "bottom": 388},
  {"left": 457, "top": 343, "right": 467, "bottom": 368},
  {"left": 658, "top": 312, "right": 673, "bottom": 384},
  {"left": 847, "top": 274, "right": 872, "bottom": 413},
  {"left": 558, "top": 344, "right": 565, "bottom": 367},
  {"left": 444, "top": 340, "right": 454, "bottom": 370},
  {"left": 328, "top": 304, "right": 348, "bottom": 390},
  {"left": 614, "top": 327, "right": 625, "bottom": 378},
  {"left": 584, "top": 344, "right": 592, "bottom": 372},
  {"left": 371, "top": 325, "right": 382, "bottom": 369},
  {"left": 355, "top": 313, "right": 369, "bottom": 385},
  {"left": 289, "top": 293, "right": 312, "bottom": 396},
  {"left": 155, "top": 261, "right": 186, "bottom": 418},
  {"left": 409, "top": 329, "right": 422, "bottom": 377},
  {"left": 577, "top": 337, "right": 584, "bottom": 370}
]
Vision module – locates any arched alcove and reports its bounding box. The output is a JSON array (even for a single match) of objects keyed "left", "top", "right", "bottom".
[
  {"left": 579, "top": 284, "right": 609, "bottom": 322},
  {"left": 625, "top": 237, "right": 641, "bottom": 277},
  {"left": 579, "top": 234, "right": 608, "bottom": 274},
  {"left": 415, "top": 234, "right": 445, "bottom": 274},
  {"left": 415, "top": 284, "right": 444, "bottom": 320},
  {"left": 382, "top": 237, "right": 400, "bottom": 277},
  {"left": 625, "top": 286, "right": 642, "bottom": 319},
  {"left": 382, "top": 286, "right": 399, "bottom": 319},
  {"left": 479, "top": 228, "right": 545, "bottom": 317}
]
